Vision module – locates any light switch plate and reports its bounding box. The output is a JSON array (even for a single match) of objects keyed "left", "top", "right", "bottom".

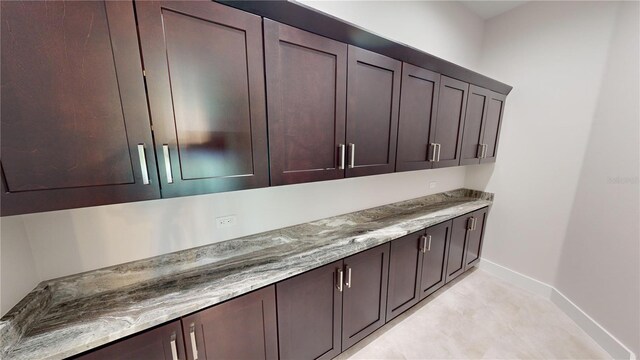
[{"left": 216, "top": 215, "right": 237, "bottom": 228}]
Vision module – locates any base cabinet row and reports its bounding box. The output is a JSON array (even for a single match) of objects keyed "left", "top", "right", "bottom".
[{"left": 74, "top": 208, "right": 487, "bottom": 360}]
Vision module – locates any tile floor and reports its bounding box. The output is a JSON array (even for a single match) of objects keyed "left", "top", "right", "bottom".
[{"left": 338, "top": 269, "right": 610, "bottom": 360}]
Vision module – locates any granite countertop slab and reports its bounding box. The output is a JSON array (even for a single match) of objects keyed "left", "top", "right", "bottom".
[{"left": 0, "top": 188, "right": 493, "bottom": 360}]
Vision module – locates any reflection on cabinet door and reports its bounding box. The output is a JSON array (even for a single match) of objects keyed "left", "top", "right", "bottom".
[
  {"left": 420, "top": 220, "right": 451, "bottom": 299},
  {"left": 277, "top": 261, "right": 343, "bottom": 360},
  {"left": 460, "top": 85, "right": 491, "bottom": 166},
  {"left": 182, "top": 286, "right": 278, "bottom": 360},
  {"left": 342, "top": 243, "right": 390, "bottom": 351},
  {"left": 480, "top": 92, "right": 506, "bottom": 163},
  {"left": 396, "top": 63, "right": 440, "bottom": 172},
  {"left": 445, "top": 214, "right": 471, "bottom": 283},
  {"left": 464, "top": 207, "right": 488, "bottom": 269},
  {"left": 75, "top": 321, "right": 185, "bottom": 360},
  {"left": 0, "top": 0, "right": 159, "bottom": 216},
  {"left": 386, "top": 230, "right": 424, "bottom": 321},
  {"left": 346, "top": 46, "right": 401, "bottom": 177},
  {"left": 136, "top": 1, "right": 269, "bottom": 197},
  {"left": 430, "top": 76, "right": 469, "bottom": 168},
  {"left": 264, "top": 19, "right": 348, "bottom": 185}
]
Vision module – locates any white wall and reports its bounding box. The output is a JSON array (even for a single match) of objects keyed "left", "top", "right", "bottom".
[
  {"left": 467, "top": 0, "right": 639, "bottom": 356},
  {"left": 555, "top": 1, "right": 640, "bottom": 355},
  {"left": 0, "top": 1, "right": 487, "bottom": 316}
]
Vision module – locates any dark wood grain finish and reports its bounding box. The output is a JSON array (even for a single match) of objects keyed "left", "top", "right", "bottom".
[
  {"left": 181, "top": 286, "right": 278, "bottom": 360},
  {"left": 277, "top": 260, "right": 343, "bottom": 360},
  {"left": 341, "top": 243, "right": 389, "bottom": 351},
  {"left": 386, "top": 230, "right": 424, "bottom": 321},
  {"left": 460, "top": 85, "right": 491, "bottom": 166},
  {"left": 264, "top": 19, "right": 347, "bottom": 185},
  {"left": 346, "top": 46, "right": 400, "bottom": 177},
  {"left": 480, "top": 92, "right": 506, "bottom": 164},
  {"left": 1, "top": 0, "right": 159, "bottom": 216},
  {"left": 136, "top": 1, "right": 268, "bottom": 197},
  {"left": 74, "top": 321, "right": 185, "bottom": 360},
  {"left": 431, "top": 76, "right": 469, "bottom": 168},
  {"left": 218, "top": 1, "right": 512, "bottom": 95},
  {"left": 420, "top": 220, "right": 451, "bottom": 299},
  {"left": 464, "top": 207, "right": 488, "bottom": 269},
  {"left": 396, "top": 63, "right": 440, "bottom": 172},
  {"left": 445, "top": 213, "right": 471, "bottom": 283}
]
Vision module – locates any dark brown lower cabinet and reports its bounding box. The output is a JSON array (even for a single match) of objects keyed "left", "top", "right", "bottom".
[
  {"left": 182, "top": 285, "right": 278, "bottom": 360},
  {"left": 420, "top": 221, "right": 452, "bottom": 299},
  {"left": 463, "top": 207, "right": 488, "bottom": 270},
  {"left": 74, "top": 321, "right": 185, "bottom": 360},
  {"left": 341, "top": 243, "right": 390, "bottom": 350},
  {"left": 445, "top": 207, "right": 488, "bottom": 283},
  {"left": 386, "top": 230, "right": 424, "bottom": 320}
]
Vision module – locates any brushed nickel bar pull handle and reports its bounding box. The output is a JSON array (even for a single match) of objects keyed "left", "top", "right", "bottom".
[
  {"left": 483, "top": 144, "right": 488, "bottom": 158},
  {"left": 190, "top": 324, "right": 198, "bottom": 360},
  {"left": 427, "top": 235, "right": 432, "bottom": 252},
  {"left": 346, "top": 266, "right": 352, "bottom": 288},
  {"left": 137, "top": 144, "right": 150, "bottom": 185},
  {"left": 337, "top": 268, "right": 344, "bottom": 292},
  {"left": 163, "top": 144, "right": 174, "bottom": 184},
  {"left": 420, "top": 235, "right": 427, "bottom": 253},
  {"left": 477, "top": 144, "right": 483, "bottom": 159},
  {"left": 339, "top": 144, "right": 346, "bottom": 170},
  {"left": 467, "top": 217, "right": 474, "bottom": 230},
  {"left": 348, "top": 143, "right": 356, "bottom": 168},
  {"left": 170, "top": 333, "right": 179, "bottom": 360},
  {"left": 429, "top": 143, "right": 437, "bottom": 162},
  {"left": 473, "top": 218, "right": 478, "bottom": 230},
  {"left": 436, "top": 143, "right": 441, "bottom": 162}
]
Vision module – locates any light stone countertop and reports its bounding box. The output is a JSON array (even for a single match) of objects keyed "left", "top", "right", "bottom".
[{"left": 0, "top": 188, "right": 492, "bottom": 360}]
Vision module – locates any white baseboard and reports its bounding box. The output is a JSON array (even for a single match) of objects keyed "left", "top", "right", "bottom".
[{"left": 479, "top": 259, "right": 636, "bottom": 360}]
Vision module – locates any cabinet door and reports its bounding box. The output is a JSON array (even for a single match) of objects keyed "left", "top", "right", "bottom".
[
  {"left": 346, "top": 46, "right": 401, "bottom": 177},
  {"left": 430, "top": 76, "right": 469, "bottom": 168},
  {"left": 0, "top": 1, "right": 159, "bottom": 216},
  {"left": 445, "top": 214, "right": 471, "bottom": 283},
  {"left": 182, "top": 286, "right": 278, "bottom": 360},
  {"left": 480, "top": 92, "right": 507, "bottom": 163},
  {"left": 277, "top": 261, "right": 343, "bottom": 360},
  {"left": 75, "top": 321, "right": 184, "bottom": 360},
  {"left": 342, "top": 243, "right": 390, "bottom": 351},
  {"left": 420, "top": 221, "right": 451, "bottom": 299},
  {"left": 464, "top": 207, "right": 488, "bottom": 269},
  {"left": 264, "top": 20, "right": 347, "bottom": 185},
  {"left": 386, "top": 230, "right": 424, "bottom": 321},
  {"left": 460, "top": 85, "right": 491, "bottom": 166},
  {"left": 396, "top": 63, "right": 440, "bottom": 172},
  {"left": 136, "top": 1, "right": 268, "bottom": 197}
]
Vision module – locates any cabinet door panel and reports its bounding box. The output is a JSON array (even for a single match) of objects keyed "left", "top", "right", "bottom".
[
  {"left": 75, "top": 321, "right": 184, "bottom": 360},
  {"left": 277, "top": 261, "right": 343, "bottom": 360},
  {"left": 464, "top": 207, "right": 488, "bottom": 269},
  {"left": 342, "top": 243, "right": 389, "bottom": 351},
  {"left": 431, "top": 76, "right": 469, "bottom": 168},
  {"left": 265, "top": 20, "right": 347, "bottom": 185},
  {"left": 396, "top": 63, "right": 440, "bottom": 172},
  {"left": 386, "top": 230, "right": 424, "bottom": 321},
  {"left": 460, "top": 85, "right": 491, "bottom": 165},
  {"left": 346, "top": 46, "right": 400, "bottom": 177},
  {"left": 182, "top": 286, "right": 278, "bottom": 360},
  {"left": 1, "top": 0, "right": 159, "bottom": 215},
  {"left": 445, "top": 214, "right": 470, "bottom": 283},
  {"left": 420, "top": 221, "right": 451, "bottom": 299},
  {"left": 480, "top": 93, "right": 506, "bottom": 163},
  {"left": 136, "top": 1, "right": 268, "bottom": 197}
]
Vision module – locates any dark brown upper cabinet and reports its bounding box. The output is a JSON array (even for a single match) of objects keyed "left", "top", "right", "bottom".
[
  {"left": 429, "top": 76, "right": 470, "bottom": 168},
  {"left": 460, "top": 85, "right": 506, "bottom": 165},
  {"left": 341, "top": 243, "right": 390, "bottom": 351},
  {"left": 182, "top": 285, "right": 278, "bottom": 360},
  {"left": 396, "top": 63, "right": 440, "bottom": 172},
  {"left": 264, "top": 19, "right": 348, "bottom": 186},
  {"left": 75, "top": 320, "right": 185, "bottom": 360},
  {"left": 136, "top": 1, "right": 269, "bottom": 197},
  {"left": 0, "top": 1, "right": 159, "bottom": 216},
  {"left": 346, "top": 47, "right": 401, "bottom": 177}
]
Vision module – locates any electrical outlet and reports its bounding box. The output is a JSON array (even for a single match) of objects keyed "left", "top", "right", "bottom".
[
  {"left": 429, "top": 181, "right": 437, "bottom": 189},
  {"left": 216, "top": 215, "right": 237, "bottom": 228}
]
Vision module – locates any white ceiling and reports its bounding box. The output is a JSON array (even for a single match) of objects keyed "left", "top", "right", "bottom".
[{"left": 460, "top": 1, "right": 528, "bottom": 20}]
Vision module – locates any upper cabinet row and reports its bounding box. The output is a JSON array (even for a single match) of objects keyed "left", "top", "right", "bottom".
[{"left": 0, "top": 1, "right": 507, "bottom": 216}]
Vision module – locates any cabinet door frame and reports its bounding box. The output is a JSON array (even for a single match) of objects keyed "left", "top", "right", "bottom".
[
  {"left": 459, "top": 85, "right": 491, "bottom": 166},
  {"left": 136, "top": 0, "right": 269, "bottom": 197},
  {"left": 264, "top": 19, "right": 348, "bottom": 185},
  {"left": 430, "top": 75, "right": 469, "bottom": 169},
  {"left": 445, "top": 213, "right": 471, "bottom": 283},
  {"left": 0, "top": 1, "right": 160, "bottom": 216},
  {"left": 346, "top": 46, "right": 401, "bottom": 177},
  {"left": 463, "top": 207, "right": 488, "bottom": 270},
  {"left": 386, "top": 230, "right": 425, "bottom": 321},
  {"left": 480, "top": 92, "right": 507, "bottom": 164},
  {"left": 420, "top": 220, "right": 452, "bottom": 299}
]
